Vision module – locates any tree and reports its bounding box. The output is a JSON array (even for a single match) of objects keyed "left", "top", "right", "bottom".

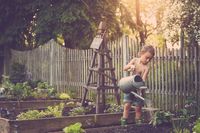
[
  {"left": 120, "top": 0, "right": 168, "bottom": 46},
  {"left": 163, "top": 0, "right": 200, "bottom": 47},
  {"left": 0, "top": 0, "right": 136, "bottom": 50},
  {"left": 0, "top": 0, "right": 36, "bottom": 50}
]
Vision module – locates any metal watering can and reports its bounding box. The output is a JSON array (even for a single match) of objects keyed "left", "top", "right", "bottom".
[
  {"left": 118, "top": 75, "right": 153, "bottom": 107},
  {"left": 118, "top": 75, "right": 145, "bottom": 94}
]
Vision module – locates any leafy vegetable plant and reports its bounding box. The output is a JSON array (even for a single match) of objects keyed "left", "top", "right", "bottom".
[
  {"left": 59, "top": 93, "right": 71, "bottom": 100},
  {"left": 17, "top": 103, "right": 65, "bottom": 120},
  {"left": 68, "top": 107, "right": 87, "bottom": 116},
  {"left": 63, "top": 123, "right": 85, "bottom": 133}
]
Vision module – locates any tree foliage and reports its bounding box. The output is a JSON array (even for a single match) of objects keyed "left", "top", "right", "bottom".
[
  {"left": 163, "top": 0, "right": 200, "bottom": 46},
  {"left": 0, "top": 0, "right": 136, "bottom": 50},
  {"left": 121, "top": 0, "right": 167, "bottom": 46},
  {"left": 121, "top": 0, "right": 200, "bottom": 47}
]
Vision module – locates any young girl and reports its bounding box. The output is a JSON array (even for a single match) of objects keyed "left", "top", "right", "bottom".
[{"left": 121, "top": 45, "right": 155, "bottom": 125}]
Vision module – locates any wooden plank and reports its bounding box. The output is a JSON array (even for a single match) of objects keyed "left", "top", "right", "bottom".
[
  {"left": 0, "top": 100, "right": 69, "bottom": 110},
  {"left": 158, "top": 48, "right": 162, "bottom": 99},
  {"left": 171, "top": 49, "right": 175, "bottom": 111},
  {"left": 160, "top": 48, "right": 164, "bottom": 110},
  {"left": 155, "top": 48, "right": 158, "bottom": 96},
  {"left": 182, "top": 47, "right": 186, "bottom": 107},
  {"left": 186, "top": 47, "right": 190, "bottom": 96},
  {"left": 168, "top": 49, "right": 172, "bottom": 110},
  {"left": 175, "top": 49, "right": 179, "bottom": 110},
  {"left": 194, "top": 47, "right": 198, "bottom": 108}
]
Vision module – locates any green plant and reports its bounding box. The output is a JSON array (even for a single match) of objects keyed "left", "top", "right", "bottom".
[
  {"left": 193, "top": 118, "right": 200, "bottom": 133},
  {"left": 90, "top": 91, "right": 96, "bottom": 102},
  {"left": 45, "top": 103, "right": 64, "bottom": 117},
  {"left": 34, "top": 81, "right": 57, "bottom": 99},
  {"left": 69, "top": 107, "right": 87, "bottom": 116},
  {"left": 17, "top": 103, "right": 65, "bottom": 120},
  {"left": 1, "top": 76, "right": 43, "bottom": 100},
  {"left": 11, "top": 82, "right": 33, "bottom": 100},
  {"left": 1, "top": 76, "right": 33, "bottom": 100},
  {"left": 1, "top": 75, "right": 14, "bottom": 96},
  {"left": 170, "top": 97, "right": 198, "bottom": 133},
  {"left": 105, "top": 94, "right": 116, "bottom": 104},
  {"left": 104, "top": 104, "right": 123, "bottom": 113},
  {"left": 173, "top": 97, "right": 197, "bottom": 120},
  {"left": 59, "top": 93, "right": 71, "bottom": 100},
  {"left": 149, "top": 111, "right": 172, "bottom": 127},
  {"left": 184, "top": 97, "right": 198, "bottom": 117},
  {"left": 63, "top": 122, "right": 85, "bottom": 133},
  {"left": 27, "top": 79, "right": 41, "bottom": 89},
  {"left": 66, "top": 87, "right": 78, "bottom": 99},
  {"left": 16, "top": 110, "right": 43, "bottom": 120},
  {"left": 172, "top": 128, "right": 190, "bottom": 133},
  {"left": 171, "top": 118, "right": 190, "bottom": 133}
]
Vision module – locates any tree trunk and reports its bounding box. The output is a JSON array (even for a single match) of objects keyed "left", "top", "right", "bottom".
[{"left": 136, "top": 0, "right": 145, "bottom": 46}]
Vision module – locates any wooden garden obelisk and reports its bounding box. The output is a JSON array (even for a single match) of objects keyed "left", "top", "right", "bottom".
[{"left": 81, "top": 22, "right": 120, "bottom": 113}]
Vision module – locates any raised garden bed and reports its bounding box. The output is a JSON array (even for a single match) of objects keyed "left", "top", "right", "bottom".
[
  {"left": 0, "top": 99, "right": 76, "bottom": 119},
  {"left": 0, "top": 110, "right": 155, "bottom": 133},
  {"left": 0, "top": 100, "right": 70, "bottom": 109}
]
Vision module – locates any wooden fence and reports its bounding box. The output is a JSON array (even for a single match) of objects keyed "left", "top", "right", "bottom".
[{"left": 9, "top": 36, "right": 200, "bottom": 111}]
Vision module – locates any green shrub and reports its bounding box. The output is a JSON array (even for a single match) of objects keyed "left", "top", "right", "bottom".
[
  {"left": 63, "top": 123, "right": 85, "bottom": 133},
  {"left": 172, "top": 118, "right": 190, "bottom": 133},
  {"left": 1, "top": 76, "right": 33, "bottom": 100},
  {"left": 11, "top": 82, "right": 32, "bottom": 100},
  {"left": 9, "top": 62, "right": 26, "bottom": 84},
  {"left": 27, "top": 80, "right": 41, "bottom": 89},
  {"left": 193, "top": 118, "right": 200, "bottom": 133},
  {"left": 34, "top": 81, "right": 57, "bottom": 99},
  {"left": 1, "top": 75, "right": 14, "bottom": 97},
  {"left": 149, "top": 111, "right": 172, "bottom": 127},
  {"left": 1, "top": 76, "right": 59, "bottom": 100}
]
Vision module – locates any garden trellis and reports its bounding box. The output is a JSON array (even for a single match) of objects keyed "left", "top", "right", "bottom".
[
  {"left": 81, "top": 22, "right": 120, "bottom": 113},
  {"left": 8, "top": 36, "right": 200, "bottom": 111}
]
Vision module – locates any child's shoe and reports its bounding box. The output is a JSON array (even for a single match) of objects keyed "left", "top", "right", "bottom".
[{"left": 120, "top": 117, "right": 128, "bottom": 126}]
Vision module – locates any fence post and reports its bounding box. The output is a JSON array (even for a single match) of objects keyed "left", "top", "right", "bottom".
[{"left": 122, "top": 35, "right": 128, "bottom": 77}]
